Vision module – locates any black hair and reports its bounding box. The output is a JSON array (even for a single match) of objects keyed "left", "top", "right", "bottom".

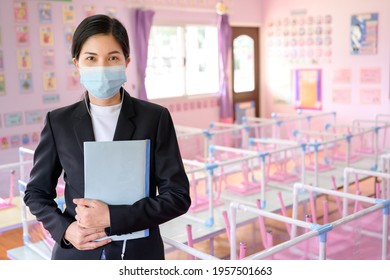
[{"left": 71, "top": 14, "right": 130, "bottom": 60}]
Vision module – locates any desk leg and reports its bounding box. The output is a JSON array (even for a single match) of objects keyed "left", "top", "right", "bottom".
[{"left": 209, "top": 237, "right": 214, "bottom": 256}]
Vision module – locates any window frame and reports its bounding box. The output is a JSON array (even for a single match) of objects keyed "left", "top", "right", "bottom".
[{"left": 145, "top": 23, "right": 220, "bottom": 101}]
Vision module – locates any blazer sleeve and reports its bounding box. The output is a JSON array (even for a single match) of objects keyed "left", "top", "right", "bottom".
[
  {"left": 23, "top": 112, "right": 74, "bottom": 246},
  {"left": 107, "top": 108, "right": 191, "bottom": 236}
]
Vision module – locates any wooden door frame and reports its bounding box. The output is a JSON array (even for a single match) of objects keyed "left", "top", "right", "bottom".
[{"left": 231, "top": 26, "right": 260, "bottom": 122}]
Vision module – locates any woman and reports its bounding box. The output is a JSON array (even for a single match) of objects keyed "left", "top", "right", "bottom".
[{"left": 24, "top": 14, "right": 191, "bottom": 260}]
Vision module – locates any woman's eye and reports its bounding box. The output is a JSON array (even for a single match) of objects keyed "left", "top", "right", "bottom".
[
  {"left": 108, "top": 56, "right": 118, "bottom": 61},
  {"left": 86, "top": 56, "right": 95, "bottom": 61}
]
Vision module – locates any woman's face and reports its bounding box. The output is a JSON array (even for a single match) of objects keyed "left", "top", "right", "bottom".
[{"left": 73, "top": 33, "right": 130, "bottom": 68}]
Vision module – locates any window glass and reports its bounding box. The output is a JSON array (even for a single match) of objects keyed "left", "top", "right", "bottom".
[
  {"left": 146, "top": 25, "right": 219, "bottom": 99},
  {"left": 185, "top": 26, "right": 219, "bottom": 95},
  {"left": 233, "top": 35, "right": 255, "bottom": 93},
  {"left": 146, "top": 26, "right": 185, "bottom": 99}
]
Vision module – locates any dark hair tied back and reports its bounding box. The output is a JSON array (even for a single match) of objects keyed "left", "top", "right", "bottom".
[{"left": 71, "top": 14, "right": 130, "bottom": 60}]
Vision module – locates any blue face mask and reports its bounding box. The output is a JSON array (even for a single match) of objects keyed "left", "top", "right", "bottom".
[{"left": 79, "top": 65, "right": 127, "bottom": 99}]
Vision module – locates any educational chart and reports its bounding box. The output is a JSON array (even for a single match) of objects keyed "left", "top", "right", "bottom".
[
  {"left": 331, "top": 68, "right": 352, "bottom": 104},
  {"left": 359, "top": 67, "right": 381, "bottom": 104},
  {"left": 265, "top": 12, "right": 333, "bottom": 65},
  {"left": 350, "top": 13, "right": 378, "bottom": 55},
  {"left": 294, "top": 68, "right": 322, "bottom": 110},
  {"left": 264, "top": 11, "right": 332, "bottom": 105}
]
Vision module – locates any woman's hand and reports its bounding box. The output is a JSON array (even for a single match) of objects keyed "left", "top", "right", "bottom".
[
  {"left": 63, "top": 221, "right": 111, "bottom": 250},
  {"left": 73, "top": 198, "right": 111, "bottom": 229}
]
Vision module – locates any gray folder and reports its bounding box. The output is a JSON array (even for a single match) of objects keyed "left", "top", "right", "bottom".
[{"left": 83, "top": 140, "right": 150, "bottom": 240}]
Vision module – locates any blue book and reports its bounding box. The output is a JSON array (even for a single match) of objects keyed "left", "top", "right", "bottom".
[{"left": 83, "top": 140, "right": 150, "bottom": 240}]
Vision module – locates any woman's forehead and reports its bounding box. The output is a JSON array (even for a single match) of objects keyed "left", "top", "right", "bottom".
[{"left": 80, "top": 34, "right": 123, "bottom": 55}]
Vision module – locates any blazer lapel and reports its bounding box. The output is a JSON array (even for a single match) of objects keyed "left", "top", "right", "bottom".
[
  {"left": 113, "top": 89, "right": 136, "bottom": 141},
  {"left": 72, "top": 90, "right": 136, "bottom": 147},
  {"left": 73, "top": 97, "right": 95, "bottom": 152}
]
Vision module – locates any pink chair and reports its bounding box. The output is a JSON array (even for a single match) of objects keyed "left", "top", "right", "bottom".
[
  {"left": 266, "top": 150, "right": 301, "bottom": 183},
  {"left": 223, "top": 162, "right": 262, "bottom": 195},
  {"left": 186, "top": 224, "right": 195, "bottom": 260},
  {"left": 276, "top": 191, "right": 351, "bottom": 259},
  {"left": 0, "top": 170, "right": 15, "bottom": 210},
  {"left": 188, "top": 171, "right": 223, "bottom": 213},
  {"left": 221, "top": 210, "right": 252, "bottom": 259}
]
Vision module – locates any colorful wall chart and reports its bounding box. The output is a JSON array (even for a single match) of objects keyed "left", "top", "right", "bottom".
[
  {"left": 350, "top": 13, "right": 378, "bottom": 55},
  {"left": 294, "top": 68, "right": 322, "bottom": 110}
]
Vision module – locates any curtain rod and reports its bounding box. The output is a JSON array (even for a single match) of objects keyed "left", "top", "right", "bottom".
[
  {"left": 127, "top": 1, "right": 229, "bottom": 14},
  {"left": 128, "top": 5, "right": 214, "bottom": 13}
]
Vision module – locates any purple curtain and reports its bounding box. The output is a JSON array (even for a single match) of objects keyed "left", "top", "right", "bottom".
[
  {"left": 132, "top": 9, "right": 155, "bottom": 101},
  {"left": 217, "top": 14, "right": 233, "bottom": 119}
]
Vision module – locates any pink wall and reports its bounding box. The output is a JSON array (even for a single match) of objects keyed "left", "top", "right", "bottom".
[
  {"left": 260, "top": 0, "right": 390, "bottom": 125},
  {"left": 0, "top": 0, "right": 138, "bottom": 164},
  {"left": 0, "top": 0, "right": 264, "bottom": 165},
  {"left": 2, "top": 0, "right": 389, "bottom": 165}
]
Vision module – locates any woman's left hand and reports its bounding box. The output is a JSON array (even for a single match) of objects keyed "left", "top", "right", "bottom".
[{"left": 73, "top": 198, "right": 110, "bottom": 229}]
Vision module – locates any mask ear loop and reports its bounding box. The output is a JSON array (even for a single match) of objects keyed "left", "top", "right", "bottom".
[{"left": 84, "top": 92, "right": 92, "bottom": 118}]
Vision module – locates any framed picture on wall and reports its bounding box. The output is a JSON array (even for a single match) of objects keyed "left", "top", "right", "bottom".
[
  {"left": 19, "top": 72, "right": 33, "bottom": 94},
  {"left": 14, "top": 1, "right": 28, "bottom": 22},
  {"left": 84, "top": 5, "right": 96, "bottom": 17},
  {"left": 0, "top": 73, "right": 6, "bottom": 96},
  {"left": 16, "top": 25, "right": 30, "bottom": 46},
  {"left": 16, "top": 49, "right": 32, "bottom": 70},
  {"left": 62, "top": 4, "right": 76, "bottom": 23},
  {"left": 235, "top": 101, "right": 256, "bottom": 124},
  {"left": 0, "top": 51, "right": 3, "bottom": 70},
  {"left": 42, "top": 48, "right": 55, "bottom": 69},
  {"left": 39, "top": 26, "right": 54, "bottom": 46},
  {"left": 43, "top": 71, "right": 57, "bottom": 91},
  {"left": 350, "top": 13, "right": 378, "bottom": 55},
  {"left": 293, "top": 68, "right": 322, "bottom": 110},
  {"left": 38, "top": 3, "right": 52, "bottom": 23}
]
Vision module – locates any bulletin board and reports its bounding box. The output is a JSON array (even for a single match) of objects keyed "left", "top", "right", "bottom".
[{"left": 294, "top": 68, "right": 322, "bottom": 110}]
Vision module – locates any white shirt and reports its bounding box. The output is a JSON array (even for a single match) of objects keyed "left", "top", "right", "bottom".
[{"left": 89, "top": 103, "right": 121, "bottom": 141}]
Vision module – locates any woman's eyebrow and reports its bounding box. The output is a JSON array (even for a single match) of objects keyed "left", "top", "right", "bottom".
[
  {"left": 82, "top": 51, "right": 97, "bottom": 56},
  {"left": 82, "top": 51, "right": 121, "bottom": 55},
  {"left": 108, "top": 50, "right": 121, "bottom": 55}
]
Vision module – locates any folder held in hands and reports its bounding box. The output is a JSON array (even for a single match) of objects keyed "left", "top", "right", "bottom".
[{"left": 83, "top": 140, "right": 150, "bottom": 240}]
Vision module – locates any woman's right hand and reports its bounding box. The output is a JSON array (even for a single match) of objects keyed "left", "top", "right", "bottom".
[{"left": 63, "top": 221, "right": 111, "bottom": 250}]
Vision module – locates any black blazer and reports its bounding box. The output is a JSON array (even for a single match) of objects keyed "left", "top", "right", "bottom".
[{"left": 24, "top": 89, "right": 191, "bottom": 260}]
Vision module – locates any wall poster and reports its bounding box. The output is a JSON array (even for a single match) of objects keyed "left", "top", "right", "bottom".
[
  {"left": 360, "top": 88, "right": 381, "bottom": 104},
  {"left": 350, "top": 13, "right": 378, "bottom": 55},
  {"left": 294, "top": 68, "right": 322, "bottom": 110}
]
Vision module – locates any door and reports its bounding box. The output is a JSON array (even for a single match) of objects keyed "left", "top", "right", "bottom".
[{"left": 231, "top": 27, "right": 260, "bottom": 123}]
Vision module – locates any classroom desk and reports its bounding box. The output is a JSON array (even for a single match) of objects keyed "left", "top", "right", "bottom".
[
  {"left": 7, "top": 242, "right": 49, "bottom": 260},
  {"left": 0, "top": 196, "right": 23, "bottom": 233},
  {"left": 5, "top": 155, "right": 378, "bottom": 259},
  {"left": 161, "top": 155, "right": 377, "bottom": 258}
]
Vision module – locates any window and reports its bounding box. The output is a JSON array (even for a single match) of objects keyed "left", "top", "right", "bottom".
[
  {"left": 233, "top": 35, "right": 255, "bottom": 93},
  {"left": 146, "top": 25, "right": 219, "bottom": 100}
]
